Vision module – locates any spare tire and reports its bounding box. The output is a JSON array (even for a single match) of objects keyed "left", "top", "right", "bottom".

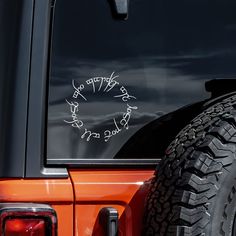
[{"left": 143, "top": 94, "right": 236, "bottom": 236}]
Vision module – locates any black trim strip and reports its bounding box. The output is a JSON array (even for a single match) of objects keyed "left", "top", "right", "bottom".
[
  {"left": 0, "top": 0, "right": 34, "bottom": 177},
  {"left": 47, "top": 158, "right": 160, "bottom": 168}
]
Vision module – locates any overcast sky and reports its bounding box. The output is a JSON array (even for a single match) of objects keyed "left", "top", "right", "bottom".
[{"left": 47, "top": 0, "right": 236, "bottom": 160}]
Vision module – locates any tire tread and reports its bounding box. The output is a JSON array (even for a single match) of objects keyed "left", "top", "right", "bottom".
[{"left": 144, "top": 95, "right": 236, "bottom": 236}]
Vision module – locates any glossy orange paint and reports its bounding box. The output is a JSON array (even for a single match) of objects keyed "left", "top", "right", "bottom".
[
  {"left": 0, "top": 170, "right": 155, "bottom": 235},
  {"left": 0, "top": 178, "right": 74, "bottom": 236},
  {"left": 69, "top": 169, "right": 155, "bottom": 236}
]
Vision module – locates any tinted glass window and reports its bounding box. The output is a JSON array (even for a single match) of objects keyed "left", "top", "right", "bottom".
[{"left": 47, "top": 0, "right": 236, "bottom": 160}]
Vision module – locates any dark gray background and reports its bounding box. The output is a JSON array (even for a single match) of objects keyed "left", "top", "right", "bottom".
[{"left": 47, "top": 0, "right": 236, "bottom": 159}]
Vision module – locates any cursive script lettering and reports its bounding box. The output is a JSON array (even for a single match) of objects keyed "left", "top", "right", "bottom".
[
  {"left": 86, "top": 78, "right": 96, "bottom": 93},
  {"left": 120, "top": 104, "right": 138, "bottom": 129},
  {"left": 103, "top": 72, "right": 119, "bottom": 92},
  {"left": 72, "top": 80, "right": 87, "bottom": 101},
  {"left": 65, "top": 72, "right": 139, "bottom": 143},
  {"left": 64, "top": 100, "right": 84, "bottom": 129},
  {"left": 81, "top": 128, "right": 101, "bottom": 141},
  {"left": 114, "top": 86, "right": 136, "bottom": 102},
  {"left": 104, "top": 118, "right": 121, "bottom": 142},
  {"left": 86, "top": 72, "right": 119, "bottom": 93}
]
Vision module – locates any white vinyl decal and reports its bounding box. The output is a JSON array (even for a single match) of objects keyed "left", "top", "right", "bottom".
[{"left": 64, "top": 72, "right": 138, "bottom": 142}]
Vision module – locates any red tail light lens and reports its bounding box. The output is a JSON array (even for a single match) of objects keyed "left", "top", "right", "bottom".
[
  {"left": 5, "top": 218, "right": 46, "bottom": 236},
  {"left": 0, "top": 204, "right": 57, "bottom": 236}
]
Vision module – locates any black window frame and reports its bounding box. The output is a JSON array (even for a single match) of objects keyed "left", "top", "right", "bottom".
[
  {"left": 0, "top": 0, "right": 32, "bottom": 178},
  {"left": 26, "top": 0, "right": 68, "bottom": 178}
]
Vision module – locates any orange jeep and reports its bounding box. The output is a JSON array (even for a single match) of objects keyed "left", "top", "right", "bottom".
[{"left": 0, "top": 0, "right": 236, "bottom": 235}]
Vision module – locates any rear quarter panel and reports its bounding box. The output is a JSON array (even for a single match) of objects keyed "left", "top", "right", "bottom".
[
  {"left": 0, "top": 178, "right": 74, "bottom": 236},
  {"left": 69, "top": 169, "right": 154, "bottom": 236}
]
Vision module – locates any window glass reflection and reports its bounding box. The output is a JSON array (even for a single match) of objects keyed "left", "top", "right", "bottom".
[{"left": 47, "top": 0, "right": 236, "bottom": 160}]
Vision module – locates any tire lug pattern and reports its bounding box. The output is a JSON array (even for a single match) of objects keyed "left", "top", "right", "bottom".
[{"left": 143, "top": 94, "right": 236, "bottom": 235}]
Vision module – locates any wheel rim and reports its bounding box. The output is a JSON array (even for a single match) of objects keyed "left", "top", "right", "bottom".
[{"left": 232, "top": 214, "right": 236, "bottom": 236}]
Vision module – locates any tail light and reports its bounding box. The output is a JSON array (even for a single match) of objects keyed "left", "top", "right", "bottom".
[{"left": 0, "top": 203, "right": 57, "bottom": 236}]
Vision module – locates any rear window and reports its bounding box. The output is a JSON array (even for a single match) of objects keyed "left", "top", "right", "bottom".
[{"left": 47, "top": 0, "right": 236, "bottom": 161}]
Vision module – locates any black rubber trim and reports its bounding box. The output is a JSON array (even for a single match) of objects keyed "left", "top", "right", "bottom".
[{"left": 47, "top": 159, "right": 160, "bottom": 168}]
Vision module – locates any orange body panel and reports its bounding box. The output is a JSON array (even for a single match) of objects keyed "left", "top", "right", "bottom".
[
  {"left": 0, "top": 178, "right": 74, "bottom": 236},
  {"left": 0, "top": 170, "right": 154, "bottom": 235},
  {"left": 69, "top": 169, "right": 154, "bottom": 236}
]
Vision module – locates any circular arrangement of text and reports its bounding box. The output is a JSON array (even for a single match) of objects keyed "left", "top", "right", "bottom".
[{"left": 64, "top": 72, "right": 138, "bottom": 142}]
